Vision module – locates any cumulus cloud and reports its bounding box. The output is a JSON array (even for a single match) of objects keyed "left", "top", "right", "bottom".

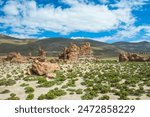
[
  {"left": 96, "top": 25, "right": 150, "bottom": 42},
  {"left": 0, "top": 0, "right": 135, "bottom": 36},
  {"left": 3, "top": 1, "right": 20, "bottom": 15},
  {"left": 0, "top": 0, "right": 149, "bottom": 41}
]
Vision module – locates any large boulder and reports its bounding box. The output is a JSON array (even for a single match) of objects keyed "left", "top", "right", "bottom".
[{"left": 28, "top": 60, "right": 60, "bottom": 76}]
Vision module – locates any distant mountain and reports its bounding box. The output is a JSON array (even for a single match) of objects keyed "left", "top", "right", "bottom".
[
  {"left": 0, "top": 34, "right": 18, "bottom": 40},
  {"left": 112, "top": 41, "right": 150, "bottom": 54},
  {"left": 0, "top": 34, "right": 150, "bottom": 57},
  {"left": 0, "top": 34, "right": 36, "bottom": 45}
]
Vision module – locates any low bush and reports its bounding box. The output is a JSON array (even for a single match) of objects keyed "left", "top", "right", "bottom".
[
  {"left": 75, "top": 89, "right": 83, "bottom": 94},
  {"left": 26, "top": 93, "right": 34, "bottom": 100},
  {"left": 20, "top": 83, "right": 29, "bottom": 87},
  {"left": 24, "top": 87, "right": 34, "bottom": 94},
  {"left": 7, "top": 93, "right": 20, "bottom": 100},
  {"left": 0, "top": 89, "right": 10, "bottom": 94},
  {"left": 38, "top": 94, "right": 45, "bottom": 100},
  {"left": 99, "top": 95, "right": 110, "bottom": 100}
]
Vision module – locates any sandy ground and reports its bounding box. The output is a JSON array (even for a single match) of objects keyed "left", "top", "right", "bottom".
[{"left": 0, "top": 62, "right": 150, "bottom": 100}]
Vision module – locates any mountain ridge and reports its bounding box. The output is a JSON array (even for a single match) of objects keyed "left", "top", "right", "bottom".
[{"left": 0, "top": 34, "right": 150, "bottom": 57}]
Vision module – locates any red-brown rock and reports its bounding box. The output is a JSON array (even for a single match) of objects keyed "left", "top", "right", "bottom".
[{"left": 28, "top": 60, "right": 60, "bottom": 76}]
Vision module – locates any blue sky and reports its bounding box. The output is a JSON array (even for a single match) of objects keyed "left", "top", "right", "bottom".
[{"left": 0, "top": 0, "right": 150, "bottom": 43}]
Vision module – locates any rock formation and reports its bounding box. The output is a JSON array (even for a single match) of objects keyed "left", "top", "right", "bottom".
[
  {"left": 38, "top": 46, "right": 46, "bottom": 57},
  {"left": 119, "top": 53, "right": 145, "bottom": 62},
  {"left": 37, "top": 46, "right": 47, "bottom": 62},
  {"left": 5, "top": 52, "right": 26, "bottom": 63},
  {"left": 119, "top": 53, "right": 129, "bottom": 62},
  {"left": 80, "top": 42, "right": 93, "bottom": 57},
  {"left": 59, "top": 42, "right": 93, "bottom": 62},
  {"left": 59, "top": 43, "right": 80, "bottom": 62},
  {"left": 27, "top": 60, "right": 60, "bottom": 77}
]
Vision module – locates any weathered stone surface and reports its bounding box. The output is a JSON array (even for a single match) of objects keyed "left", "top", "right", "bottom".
[
  {"left": 80, "top": 42, "right": 93, "bottom": 57},
  {"left": 59, "top": 42, "right": 93, "bottom": 62},
  {"left": 119, "top": 53, "right": 145, "bottom": 62},
  {"left": 146, "top": 57, "right": 150, "bottom": 62},
  {"left": 59, "top": 43, "right": 80, "bottom": 62},
  {"left": 119, "top": 53, "right": 129, "bottom": 62},
  {"left": 38, "top": 46, "right": 46, "bottom": 57},
  {"left": 46, "top": 73, "right": 56, "bottom": 78},
  {"left": 5, "top": 52, "right": 26, "bottom": 63},
  {"left": 28, "top": 60, "right": 60, "bottom": 76}
]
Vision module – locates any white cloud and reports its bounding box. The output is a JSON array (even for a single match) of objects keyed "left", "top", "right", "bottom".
[
  {"left": 99, "top": 0, "right": 109, "bottom": 4},
  {"left": 96, "top": 25, "right": 150, "bottom": 42},
  {"left": 111, "top": 0, "right": 148, "bottom": 9},
  {"left": 0, "top": 0, "right": 149, "bottom": 41},
  {"left": 0, "top": 0, "right": 135, "bottom": 35},
  {"left": 3, "top": 1, "right": 19, "bottom": 15}
]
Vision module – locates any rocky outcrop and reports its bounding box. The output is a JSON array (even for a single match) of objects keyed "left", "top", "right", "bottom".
[
  {"left": 119, "top": 53, "right": 129, "bottom": 62},
  {"left": 119, "top": 53, "right": 145, "bottom": 62},
  {"left": 59, "top": 43, "right": 80, "bottom": 62},
  {"left": 37, "top": 46, "right": 47, "bottom": 62},
  {"left": 5, "top": 52, "right": 26, "bottom": 63},
  {"left": 59, "top": 42, "right": 93, "bottom": 62},
  {"left": 80, "top": 42, "right": 93, "bottom": 57},
  {"left": 27, "top": 60, "right": 60, "bottom": 77},
  {"left": 38, "top": 46, "right": 46, "bottom": 57}
]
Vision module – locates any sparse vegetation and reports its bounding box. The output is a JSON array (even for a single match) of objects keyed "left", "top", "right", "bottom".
[
  {"left": 38, "top": 89, "right": 67, "bottom": 100},
  {"left": 24, "top": 86, "right": 34, "bottom": 94},
  {"left": 7, "top": 93, "right": 20, "bottom": 100},
  {"left": 0, "top": 79, "right": 16, "bottom": 86},
  {"left": 99, "top": 95, "right": 110, "bottom": 100},
  {"left": 0, "top": 89, "right": 10, "bottom": 94},
  {"left": 20, "top": 83, "right": 29, "bottom": 87},
  {"left": 1, "top": 59, "right": 150, "bottom": 100},
  {"left": 26, "top": 93, "right": 34, "bottom": 100}
]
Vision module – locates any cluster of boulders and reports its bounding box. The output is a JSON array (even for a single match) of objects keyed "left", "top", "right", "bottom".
[
  {"left": 4, "top": 52, "right": 27, "bottom": 63},
  {"left": 59, "top": 42, "right": 93, "bottom": 62},
  {"left": 27, "top": 60, "right": 60, "bottom": 78},
  {"left": 119, "top": 53, "right": 150, "bottom": 62}
]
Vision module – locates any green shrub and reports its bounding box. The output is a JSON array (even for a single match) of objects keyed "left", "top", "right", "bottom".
[
  {"left": 0, "top": 79, "right": 6, "bottom": 86},
  {"left": 45, "top": 89, "right": 67, "bottom": 100},
  {"left": 26, "top": 94, "right": 34, "bottom": 100},
  {"left": 81, "top": 94, "right": 94, "bottom": 100},
  {"left": 61, "top": 85, "right": 68, "bottom": 89},
  {"left": 23, "top": 76, "right": 37, "bottom": 81},
  {"left": 38, "top": 94, "right": 45, "bottom": 100},
  {"left": 75, "top": 89, "right": 83, "bottom": 94},
  {"left": 66, "top": 80, "right": 76, "bottom": 87},
  {"left": 0, "top": 79, "right": 16, "bottom": 86},
  {"left": 146, "top": 93, "right": 150, "bottom": 97},
  {"left": 0, "top": 89, "right": 10, "bottom": 94},
  {"left": 45, "top": 92, "right": 56, "bottom": 99},
  {"left": 99, "top": 95, "right": 110, "bottom": 100},
  {"left": 24, "top": 87, "right": 34, "bottom": 94},
  {"left": 37, "top": 81, "right": 55, "bottom": 87},
  {"left": 10, "top": 93, "right": 16, "bottom": 97},
  {"left": 5, "top": 79, "right": 16, "bottom": 86},
  {"left": 20, "top": 83, "right": 29, "bottom": 87},
  {"left": 7, "top": 93, "right": 20, "bottom": 100},
  {"left": 69, "top": 92, "right": 74, "bottom": 95},
  {"left": 37, "top": 77, "right": 47, "bottom": 84}
]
